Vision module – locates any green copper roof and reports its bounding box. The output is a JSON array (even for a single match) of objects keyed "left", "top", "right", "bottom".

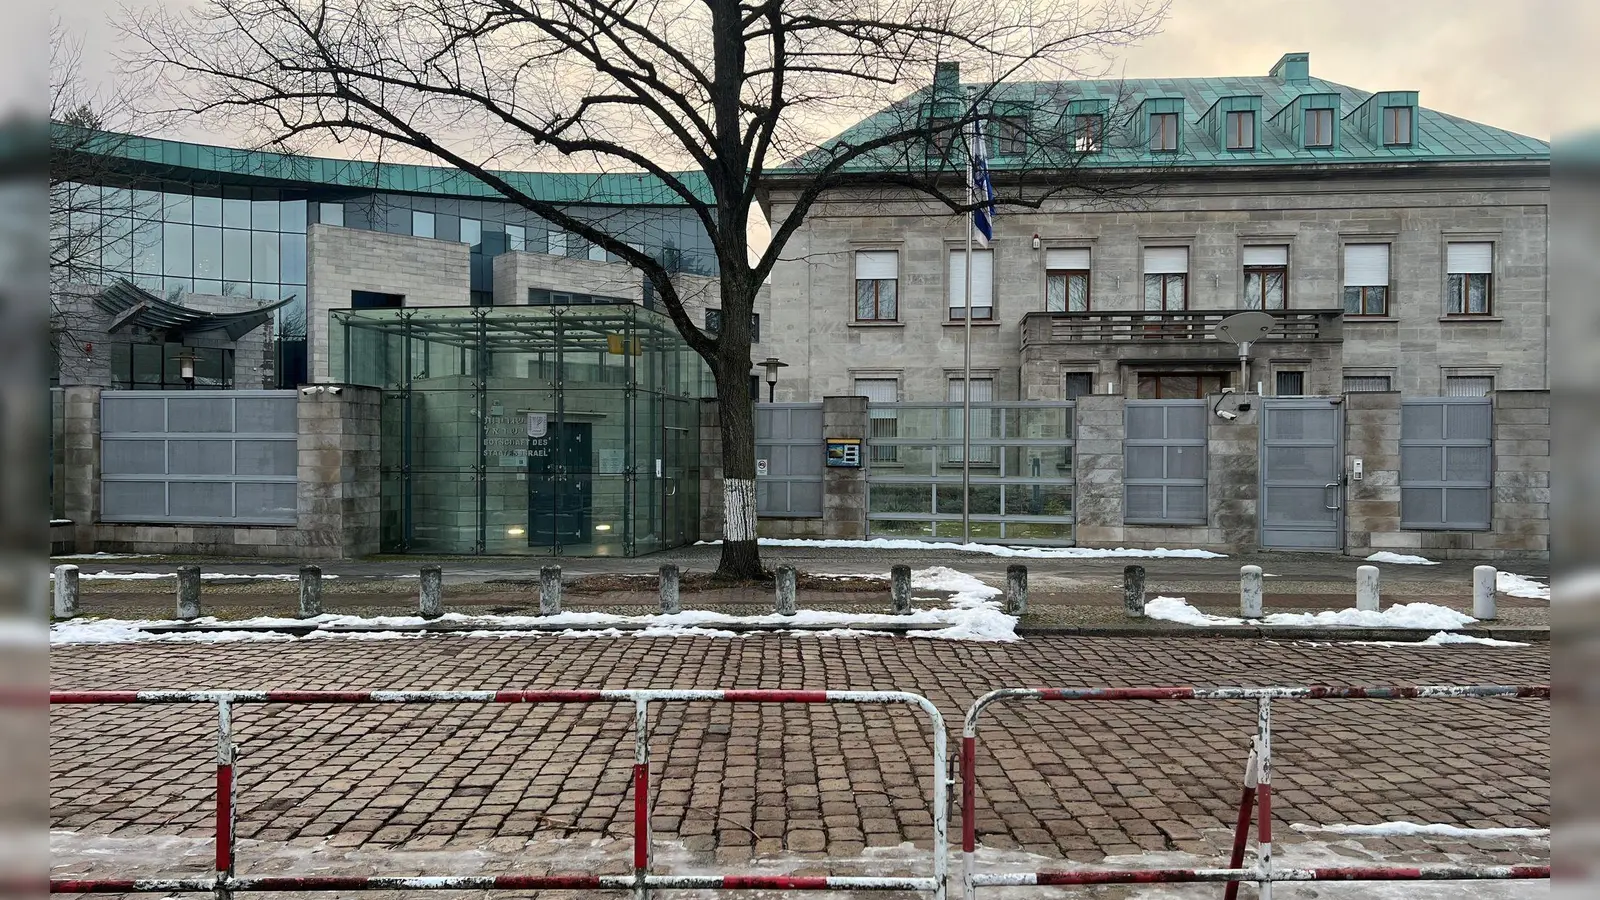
[
  {"left": 54, "top": 125, "right": 713, "bottom": 206},
  {"left": 778, "top": 56, "right": 1549, "bottom": 176}
]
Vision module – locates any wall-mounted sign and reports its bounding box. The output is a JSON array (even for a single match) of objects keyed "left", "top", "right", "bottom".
[
  {"left": 526, "top": 412, "right": 548, "bottom": 438},
  {"left": 756, "top": 458, "right": 769, "bottom": 476},
  {"left": 825, "top": 438, "right": 862, "bottom": 468}
]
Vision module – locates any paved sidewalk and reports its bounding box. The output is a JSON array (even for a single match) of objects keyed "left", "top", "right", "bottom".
[{"left": 51, "top": 634, "right": 1549, "bottom": 897}]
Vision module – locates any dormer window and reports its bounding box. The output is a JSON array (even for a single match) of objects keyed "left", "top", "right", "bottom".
[
  {"left": 926, "top": 116, "right": 958, "bottom": 157},
  {"left": 1150, "top": 113, "right": 1179, "bottom": 152},
  {"left": 1074, "top": 114, "right": 1104, "bottom": 152},
  {"left": 1382, "top": 106, "right": 1413, "bottom": 145},
  {"left": 1305, "top": 108, "right": 1334, "bottom": 147},
  {"left": 1225, "top": 110, "right": 1255, "bottom": 150},
  {"left": 993, "top": 116, "right": 1028, "bottom": 156}
]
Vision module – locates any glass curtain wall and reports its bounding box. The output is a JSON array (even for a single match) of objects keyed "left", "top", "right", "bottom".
[{"left": 333, "top": 304, "right": 705, "bottom": 556}]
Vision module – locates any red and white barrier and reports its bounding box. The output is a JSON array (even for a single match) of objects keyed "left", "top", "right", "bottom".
[
  {"left": 51, "top": 688, "right": 949, "bottom": 899},
  {"left": 959, "top": 684, "right": 1550, "bottom": 900}
]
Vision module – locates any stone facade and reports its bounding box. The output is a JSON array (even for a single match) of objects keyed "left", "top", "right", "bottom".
[{"left": 759, "top": 171, "right": 1548, "bottom": 404}]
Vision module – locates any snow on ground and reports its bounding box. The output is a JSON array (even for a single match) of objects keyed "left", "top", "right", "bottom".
[
  {"left": 50, "top": 567, "right": 1016, "bottom": 645},
  {"left": 1364, "top": 551, "right": 1440, "bottom": 565},
  {"left": 1497, "top": 571, "right": 1549, "bottom": 600},
  {"left": 1291, "top": 821, "right": 1548, "bottom": 839},
  {"left": 1143, "top": 597, "right": 1481, "bottom": 631},
  {"left": 698, "top": 537, "right": 1226, "bottom": 559},
  {"left": 49, "top": 552, "right": 158, "bottom": 561},
  {"left": 1348, "top": 631, "right": 1530, "bottom": 648},
  {"left": 48, "top": 570, "right": 339, "bottom": 581}
]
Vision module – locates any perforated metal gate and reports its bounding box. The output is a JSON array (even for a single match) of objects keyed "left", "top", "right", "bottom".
[
  {"left": 1124, "top": 400, "right": 1207, "bottom": 525},
  {"left": 1400, "top": 398, "right": 1493, "bottom": 530},
  {"left": 1258, "top": 399, "right": 1344, "bottom": 551},
  {"left": 755, "top": 403, "right": 824, "bottom": 517}
]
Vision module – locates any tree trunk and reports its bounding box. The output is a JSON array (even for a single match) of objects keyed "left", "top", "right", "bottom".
[{"left": 714, "top": 354, "right": 763, "bottom": 579}]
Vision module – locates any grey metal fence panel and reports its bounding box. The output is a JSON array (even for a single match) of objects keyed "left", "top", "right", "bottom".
[
  {"left": 101, "top": 390, "right": 300, "bottom": 526},
  {"left": 755, "top": 403, "right": 824, "bottom": 517},
  {"left": 1123, "top": 400, "right": 1208, "bottom": 525},
  {"left": 1400, "top": 397, "right": 1492, "bottom": 530},
  {"left": 865, "top": 401, "right": 1075, "bottom": 544}
]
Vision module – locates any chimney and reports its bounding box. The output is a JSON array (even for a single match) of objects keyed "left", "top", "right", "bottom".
[
  {"left": 1269, "top": 52, "right": 1310, "bottom": 85},
  {"left": 933, "top": 61, "right": 961, "bottom": 99}
]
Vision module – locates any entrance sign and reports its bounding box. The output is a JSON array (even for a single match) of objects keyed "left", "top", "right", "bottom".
[{"left": 526, "top": 412, "right": 548, "bottom": 438}]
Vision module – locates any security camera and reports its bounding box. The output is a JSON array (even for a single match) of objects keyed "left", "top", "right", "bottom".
[
  {"left": 326, "top": 386, "right": 342, "bottom": 395},
  {"left": 1216, "top": 409, "right": 1238, "bottom": 421},
  {"left": 300, "top": 386, "right": 318, "bottom": 395}
]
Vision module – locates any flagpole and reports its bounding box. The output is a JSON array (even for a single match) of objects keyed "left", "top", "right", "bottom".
[{"left": 962, "top": 94, "right": 975, "bottom": 545}]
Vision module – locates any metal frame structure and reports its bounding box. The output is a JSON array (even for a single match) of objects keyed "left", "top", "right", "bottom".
[
  {"left": 960, "top": 684, "right": 1550, "bottom": 899},
  {"left": 50, "top": 688, "right": 948, "bottom": 899}
]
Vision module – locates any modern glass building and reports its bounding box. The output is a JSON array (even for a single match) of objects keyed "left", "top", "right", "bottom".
[{"left": 331, "top": 305, "right": 707, "bottom": 556}]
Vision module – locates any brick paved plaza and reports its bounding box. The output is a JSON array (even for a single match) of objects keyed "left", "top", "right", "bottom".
[{"left": 50, "top": 631, "right": 1549, "bottom": 898}]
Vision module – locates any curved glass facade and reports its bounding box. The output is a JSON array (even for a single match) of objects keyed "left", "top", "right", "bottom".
[{"left": 331, "top": 305, "right": 707, "bottom": 556}]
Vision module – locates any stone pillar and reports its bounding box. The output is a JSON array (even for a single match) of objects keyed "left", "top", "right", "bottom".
[
  {"left": 419, "top": 565, "right": 443, "bottom": 618},
  {"left": 296, "top": 386, "right": 384, "bottom": 559},
  {"left": 1206, "top": 394, "right": 1261, "bottom": 552},
  {"left": 1473, "top": 566, "right": 1498, "bottom": 620},
  {"left": 53, "top": 565, "right": 80, "bottom": 619},
  {"left": 890, "top": 564, "right": 912, "bottom": 615},
  {"left": 820, "top": 396, "right": 868, "bottom": 539},
  {"left": 774, "top": 565, "right": 797, "bottom": 616},
  {"left": 1484, "top": 391, "right": 1551, "bottom": 559},
  {"left": 1123, "top": 565, "right": 1145, "bottom": 618},
  {"left": 540, "top": 565, "right": 563, "bottom": 616},
  {"left": 1355, "top": 565, "right": 1380, "bottom": 612},
  {"left": 659, "top": 564, "right": 681, "bottom": 614},
  {"left": 1071, "top": 394, "right": 1126, "bottom": 548},
  {"left": 175, "top": 566, "right": 202, "bottom": 620},
  {"left": 1004, "top": 565, "right": 1028, "bottom": 615},
  {"left": 298, "top": 565, "right": 324, "bottom": 618},
  {"left": 1240, "top": 565, "right": 1263, "bottom": 618},
  {"left": 60, "top": 386, "right": 102, "bottom": 553}
]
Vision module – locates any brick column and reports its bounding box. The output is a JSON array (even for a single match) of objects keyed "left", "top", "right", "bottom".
[
  {"left": 1342, "top": 391, "right": 1402, "bottom": 555},
  {"left": 60, "top": 386, "right": 102, "bottom": 552},
  {"left": 820, "top": 396, "right": 868, "bottom": 539},
  {"left": 1072, "top": 394, "right": 1125, "bottom": 546},
  {"left": 295, "top": 386, "right": 383, "bottom": 558}
]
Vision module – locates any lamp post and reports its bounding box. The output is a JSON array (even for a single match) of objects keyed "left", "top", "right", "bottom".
[
  {"left": 176, "top": 349, "right": 201, "bottom": 390},
  {"left": 757, "top": 356, "right": 787, "bottom": 403}
]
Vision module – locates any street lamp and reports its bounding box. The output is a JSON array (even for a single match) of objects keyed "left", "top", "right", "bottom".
[
  {"left": 176, "top": 348, "right": 201, "bottom": 390},
  {"left": 757, "top": 356, "right": 787, "bottom": 403}
]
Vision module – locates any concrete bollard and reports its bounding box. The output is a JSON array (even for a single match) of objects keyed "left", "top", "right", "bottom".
[
  {"left": 419, "top": 565, "right": 443, "bottom": 619},
  {"left": 659, "top": 564, "right": 681, "bottom": 615},
  {"left": 53, "top": 565, "right": 80, "bottom": 619},
  {"left": 1355, "top": 565, "right": 1380, "bottom": 612},
  {"left": 890, "top": 564, "right": 912, "bottom": 615},
  {"left": 1004, "top": 565, "right": 1028, "bottom": 616},
  {"left": 775, "top": 565, "right": 798, "bottom": 616},
  {"left": 1123, "top": 565, "right": 1146, "bottom": 618},
  {"left": 540, "top": 565, "right": 563, "bottom": 616},
  {"left": 298, "top": 565, "right": 323, "bottom": 618},
  {"left": 176, "top": 565, "right": 202, "bottom": 621},
  {"left": 1240, "top": 565, "right": 1263, "bottom": 619},
  {"left": 1473, "top": 565, "right": 1498, "bottom": 620}
]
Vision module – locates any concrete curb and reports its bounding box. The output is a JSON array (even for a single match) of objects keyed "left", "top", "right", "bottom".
[{"left": 134, "top": 622, "right": 1549, "bottom": 642}]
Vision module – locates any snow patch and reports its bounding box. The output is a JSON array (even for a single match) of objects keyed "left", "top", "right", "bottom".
[
  {"left": 698, "top": 537, "right": 1225, "bottom": 559},
  {"left": 1143, "top": 596, "right": 1244, "bottom": 626},
  {"left": 1291, "top": 821, "right": 1548, "bottom": 840},
  {"left": 1365, "top": 551, "right": 1440, "bottom": 565},
  {"left": 1143, "top": 597, "right": 1479, "bottom": 630},
  {"left": 1497, "top": 571, "right": 1549, "bottom": 600},
  {"left": 1350, "top": 631, "right": 1531, "bottom": 648}
]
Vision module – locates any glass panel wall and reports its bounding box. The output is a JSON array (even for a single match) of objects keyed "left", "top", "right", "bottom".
[{"left": 332, "top": 304, "right": 706, "bottom": 556}]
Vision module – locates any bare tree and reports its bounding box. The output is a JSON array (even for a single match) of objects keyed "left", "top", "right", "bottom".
[{"left": 128, "top": 0, "right": 1168, "bottom": 578}]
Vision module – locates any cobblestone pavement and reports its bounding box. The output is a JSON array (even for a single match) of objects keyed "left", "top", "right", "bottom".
[{"left": 51, "top": 635, "right": 1550, "bottom": 898}]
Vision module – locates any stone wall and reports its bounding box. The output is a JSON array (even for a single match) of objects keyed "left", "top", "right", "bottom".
[
  {"left": 1342, "top": 391, "right": 1404, "bottom": 555},
  {"left": 819, "top": 397, "right": 868, "bottom": 539},
  {"left": 306, "top": 225, "right": 471, "bottom": 381}
]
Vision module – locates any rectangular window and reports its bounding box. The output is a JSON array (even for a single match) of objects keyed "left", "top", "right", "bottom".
[
  {"left": 1143, "top": 247, "right": 1188, "bottom": 311},
  {"left": 926, "top": 116, "right": 957, "bottom": 157},
  {"left": 1343, "top": 374, "right": 1393, "bottom": 392},
  {"left": 854, "top": 249, "right": 899, "bottom": 321},
  {"left": 1063, "top": 372, "right": 1094, "bottom": 399},
  {"left": 1342, "top": 243, "right": 1391, "bottom": 316},
  {"left": 1383, "top": 106, "right": 1413, "bottom": 145},
  {"left": 948, "top": 249, "right": 994, "bottom": 320},
  {"left": 1045, "top": 248, "right": 1091, "bottom": 312},
  {"left": 947, "top": 377, "right": 995, "bottom": 464},
  {"left": 460, "top": 218, "right": 482, "bottom": 248},
  {"left": 994, "top": 116, "right": 1028, "bottom": 156},
  {"left": 1274, "top": 371, "right": 1306, "bottom": 397},
  {"left": 411, "top": 211, "right": 435, "bottom": 238},
  {"left": 1136, "top": 373, "right": 1230, "bottom": 399},
  {"left": 588, "top": 242, "right": 608, "bottom": 262},
  {"left": 319, "top": 202, "right": 344, "bottom": 227},
  {"left": 1446, "top": 375, "right": 1494, "bottom": 397},
  {"left": 1242, "top": 245, "right": 1288, "bottom": 310},
  {"left": 1446, "top": 241, "right": 1493, "bottom": 315},
  {"left": 1225, "top": 110, "right": 1255, "bottom": 150},
  {"left": 855, "top": 378, "right": 900, "bottom": 463},
  {"left": 351, "top": 290, "right": 404, "bottom": 309},
  {"left": 1401, "top": 398, "right": 1492, "bottom": 530},
  {"left": 548, "top": 230, "right": 568, "bottom": 256},
  {"left": 1305, "top": 108, "right": 1334, "bottom": 147},
  {"left": 505, "top": 224, "right": 525, "bottom": 252},
  {"left": 1150, "top": 112, "right": 1179, "bottom": 151},
  {"left": 1074, "top": 114, "right": 1103, "bottom": 152}
]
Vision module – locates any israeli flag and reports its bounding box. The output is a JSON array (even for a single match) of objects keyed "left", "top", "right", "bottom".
[{"left": 969, "top": 118, "right": 997, "bottom": 246}]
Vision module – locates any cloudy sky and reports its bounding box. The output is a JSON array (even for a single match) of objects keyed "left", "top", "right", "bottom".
[{"left": 46, "top": 0, "right": 1596, "bottom": 143}]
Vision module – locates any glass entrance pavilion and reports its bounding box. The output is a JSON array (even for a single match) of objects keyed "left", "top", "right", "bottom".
[{"left": 331, "top": 305, "right": 707, "bottom": 556}]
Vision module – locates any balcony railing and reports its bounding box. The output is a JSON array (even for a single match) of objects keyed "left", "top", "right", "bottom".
[{"left": 1020, "top": 309, "right": 1343, "bottom": 348}]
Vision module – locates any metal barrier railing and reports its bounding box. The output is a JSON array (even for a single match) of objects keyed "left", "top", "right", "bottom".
[
  {"left": 50, "top": 689, "right": 948, "bottom": 899},
  {"left": 960, "top": 684, "right": 1550, "bottom": 900}
]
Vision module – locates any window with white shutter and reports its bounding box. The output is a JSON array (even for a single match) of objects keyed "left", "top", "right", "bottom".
[
  {"left": 1342, "top": 244, "right": 1390, "bottom": 316},
  {"left": 1045, "top": 248, "right": 1091, "bottom": 312},
  {"left": 1143, "top": 247, "right": 1188, "bottom": 311},
  {"left": 946, "top": 378, "right": 995, "bottom": 463},
  {"left": 949, "top": 249, "right": 994, "bottom": 320},
  {"left": 855, "top": 378, "right": 900, "bottom": 462},
  {"left": 1343, "top": 374, "right": 1393, "bottom": 392},
  {"left": 1446, "top": 242, "right": 1493, "bottom": 316},
  {"left": 855, "top": 250, "right": 899, "bottom": 321},
  {"left": 1445, "top": 375, "right": 1493, "bottom": 397}
]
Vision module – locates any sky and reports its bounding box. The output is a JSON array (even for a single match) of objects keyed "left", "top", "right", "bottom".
[{"left": 44, "top": 0, "right": 1596, "bottom": 145}]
